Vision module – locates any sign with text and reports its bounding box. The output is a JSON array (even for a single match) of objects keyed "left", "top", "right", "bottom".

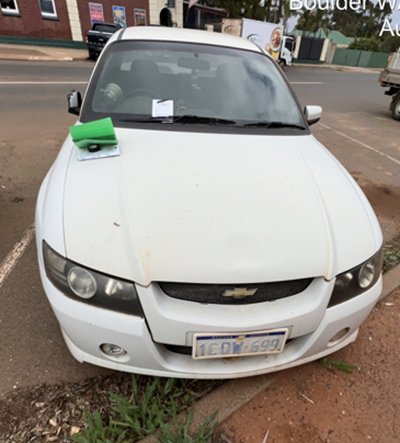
[
  {"left": 134, "top": 8, "right": 147, "bottom": 26},
  {"left": 89, "top": 3, "right": 104, "bottom": 25},
  {"left": 113, "top": 6, "right": 126, "bottom": 28}
]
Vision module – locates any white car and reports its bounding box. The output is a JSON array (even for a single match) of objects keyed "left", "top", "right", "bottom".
[{"left": 36, "top": 27, "right": 383, "bottom": 379}]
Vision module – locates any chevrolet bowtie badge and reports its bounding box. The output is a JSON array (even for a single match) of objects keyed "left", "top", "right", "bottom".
[{"left": 222, "top": 287, "right": 258, "bottom": 299}]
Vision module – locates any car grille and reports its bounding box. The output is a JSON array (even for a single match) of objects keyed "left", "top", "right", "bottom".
[{"left": 157, "top": 279, "right": 313, "bottom": 305}]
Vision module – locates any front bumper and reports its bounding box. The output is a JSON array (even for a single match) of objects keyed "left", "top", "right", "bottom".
[{"left": 38, "top": 259, "right": 382, "bottom": 379}]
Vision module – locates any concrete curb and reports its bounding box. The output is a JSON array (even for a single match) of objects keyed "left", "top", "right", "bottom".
[
  {"left": 1, "top": 55, "right": 90, "bottom": 62},
  {"left": 138, "top": 267, "right": 400, "bottom": 442},
  {"left": 0, "top": 53, "right": 76, "bottom": 62},
  {"left": 379, "top": 262, "right": 400, "bottom": 301},
  {"left": 292, "top": 63, "right": 381, "bottom": 74}
]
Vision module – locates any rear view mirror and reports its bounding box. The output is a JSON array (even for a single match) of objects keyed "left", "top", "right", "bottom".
[
  {"left": 178, "top": 57, "right": 210, "bottom": 71},
  {"left": 304, "top": 105, "right": 322, "bottom": 126},
  {"left": 68, "top": 90, "right": 82, "bottom": 115}
]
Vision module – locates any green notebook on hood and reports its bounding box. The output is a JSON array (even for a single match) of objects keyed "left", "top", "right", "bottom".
[{"left": 70, "top": 118, "right": 118, "bottom": 149}]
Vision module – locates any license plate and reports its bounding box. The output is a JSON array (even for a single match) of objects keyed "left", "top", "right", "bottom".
[{"left": 192, "top": 328, "right": 288, "bottom": 360}]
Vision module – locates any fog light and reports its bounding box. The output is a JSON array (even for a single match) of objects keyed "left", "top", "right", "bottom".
[
  {"left": 329, "top": 328, "right": 350, "bottom": 345},
  {"left": 101, "top": 343, "right": 126, "bottom": 356}
]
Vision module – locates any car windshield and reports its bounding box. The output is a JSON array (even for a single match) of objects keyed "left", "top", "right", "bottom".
[{"left": 82, "top": 40, "right": 305, "bottom": 129}]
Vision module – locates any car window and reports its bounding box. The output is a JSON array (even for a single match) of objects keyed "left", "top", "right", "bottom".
[
  {"left": 93, "top": 24, "right": 118, "bottom": 33},
  {"left": 285, "top": 39, "right": 294, "bottom": 52},
  {"left": 82, "top": 40, "right": 304, "bottom": 129}
]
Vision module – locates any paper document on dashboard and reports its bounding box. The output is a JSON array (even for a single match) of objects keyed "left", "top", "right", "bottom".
[{"left": 152, "top": 99, "right": 173, "bottom": 117}]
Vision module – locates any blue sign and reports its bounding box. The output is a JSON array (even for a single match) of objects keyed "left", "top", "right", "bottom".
[{"left": 113, "top": 6, "right": 126, "bottom": 28}]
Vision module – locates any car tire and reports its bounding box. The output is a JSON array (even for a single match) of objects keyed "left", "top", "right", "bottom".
[
  {"left": 279, "top": 60, "right": 286, "bottom": 70},
  {"left": 391, "top": 93, "right": 400, "bottom": 121},
  {"left": 89, "top": 50, "right": 98, "bottom": 60}
]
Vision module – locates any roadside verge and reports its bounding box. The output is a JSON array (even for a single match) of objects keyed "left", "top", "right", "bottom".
[{"left": 0, "top": 44, "right": 88, "bottom": 62}]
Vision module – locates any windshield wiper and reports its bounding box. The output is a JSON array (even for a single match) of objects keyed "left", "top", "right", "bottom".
[
  {"left": 243, "top": 121, "right": 306, "bottom": 130},
  {"left": 173, "top": 115, "right": 237, "bottom": 125},
  {"left": 120, "top": 116, "right": 237, "bottom": 125},
  {"left": 120, "top": 117, "right": 167, "bottom": 123}
]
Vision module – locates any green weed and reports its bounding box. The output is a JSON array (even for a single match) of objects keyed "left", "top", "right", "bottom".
[
  {"left": 383, "top": 249, "right": 400, "bottom": 273},
  {"left": 10, "top": 196, "right": 24, "bottom": 203},
  {"left": 157, "top": 408, "right": 218, "bottom": 443},
  {"left": 319, "top": 357, "right": 357, "bottom": 374},
  {"left": 71, "top": 410, "right": 126, "bottom": 443},
  {"left": 70, "top": 376, "right": 207, "bottom": 443}
]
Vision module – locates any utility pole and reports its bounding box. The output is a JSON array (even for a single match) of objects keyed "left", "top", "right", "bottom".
[{"left": 276, "top": 0, "right": 283, "bottom": 22}]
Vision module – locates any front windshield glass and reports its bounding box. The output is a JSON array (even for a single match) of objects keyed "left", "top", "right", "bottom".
[{"left": 82, "top": 40, "right": 304, "bottom": 128}]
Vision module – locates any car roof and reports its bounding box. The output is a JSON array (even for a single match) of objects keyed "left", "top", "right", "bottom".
[{"left": 118, "top": 26, "right": 264, "bottom": 54}]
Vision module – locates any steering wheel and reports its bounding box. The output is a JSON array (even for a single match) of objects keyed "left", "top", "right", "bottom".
[{"left": 125, "top": 88, "right": 158, "bottom": 99}]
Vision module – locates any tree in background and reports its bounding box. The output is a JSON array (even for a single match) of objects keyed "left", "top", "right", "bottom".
[
  {"left": 330, "top": 0, "right": 391, "bottom": 38},
  {"left": 204, "top": 0, "right": 279, "bottom": 21},
  {"left": 311, "top": 7, "right": 332, "bottom": 35},
  {"left": 330, "top": 7, "right": 358, "bottom": 37},
  {"left": 296, "top": 7, "right": 316, "bottom": 34},
  {"left": 348, "top": 37, "right": 381, "bottom": 52},
  {"left": 295, "top": 2, "right": 331, "bottom": 36},
  {"left": 282, "top": 0, "right": 298, "bottom": 33},
  {"left": 381, "top": 35, "right": 400, "bottom": 54},
  {"left": 357, "top": 0, "right": 392, "bottom": 38}
]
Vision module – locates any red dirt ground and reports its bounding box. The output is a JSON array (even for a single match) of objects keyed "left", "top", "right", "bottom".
[{"left": 216, "top": 288, "right": 400, "bottom": 443}]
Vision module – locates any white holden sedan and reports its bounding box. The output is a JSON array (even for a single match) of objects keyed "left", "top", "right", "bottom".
[{"left": 36, "top": 27, "right": 383, "bottom": 378}]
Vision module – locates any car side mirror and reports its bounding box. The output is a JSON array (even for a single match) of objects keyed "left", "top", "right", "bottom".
[
  {"left": 68, "top": 90, "right": 82, "bottom": 115},
  {"left": 304, "top": 105, "right": 322, "bottom": 126}
]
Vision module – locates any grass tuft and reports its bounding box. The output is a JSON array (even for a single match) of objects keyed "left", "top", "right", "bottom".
[
  {"left": 318, "top": 357, "right": 357, "bottom": 374},
  {"left": 383, "top": 248, "right": 400, "bottom": 273},
  {"left": 10, "top": 196, "right": 24, "bottom": 203},
  {"left": 70, "top": 376, "right": 213, "bottom": 443},
  {"left": 157, "top": 408, "right": 218, "bottom": 443}
]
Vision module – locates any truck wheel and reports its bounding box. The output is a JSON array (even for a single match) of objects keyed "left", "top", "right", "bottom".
[
  {"left": 279, "top": 60, "right": 286, "bottom": 70},
  {"left": 88, "top": 50, "right": 97, "bottom": 60},
  {"left": 392, "top": 93, "right": 400, "bottom": 121}
]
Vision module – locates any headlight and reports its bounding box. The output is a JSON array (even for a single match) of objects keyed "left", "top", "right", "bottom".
[
  {"left": 328, "top": 246, "right": 383, "bottom": 308},
  {"left": 42, "top": 241, "right": 143, "bottom": 317}
]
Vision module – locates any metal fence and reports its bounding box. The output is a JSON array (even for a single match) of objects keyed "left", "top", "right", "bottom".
[{"left": 332, "top": 48, "right": 389, "bottom": 69}]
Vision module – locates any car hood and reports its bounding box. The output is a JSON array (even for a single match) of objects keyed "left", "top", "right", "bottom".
[{"left": 63, "top": 128, "right": 379, "bottom": 286}]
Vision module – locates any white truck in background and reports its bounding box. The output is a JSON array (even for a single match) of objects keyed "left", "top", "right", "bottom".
[
  {"left": 379, "top": 47, "right": 400, "bottom": 120},
  {"left": 222, "top": 18, "right": 295, "bottom": 70}
]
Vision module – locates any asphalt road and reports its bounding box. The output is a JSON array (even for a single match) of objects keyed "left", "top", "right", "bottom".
[
  {"left": 287, "top": 66, "right": 400, "bottom": 242},
  {"left": 0, "top": 60, "right": 399, "bottom": 395}
]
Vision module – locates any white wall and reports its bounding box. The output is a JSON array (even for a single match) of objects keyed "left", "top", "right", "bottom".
[
  {"left": 320, "top": 38, "right": 330, "bottom": 62},
  {"left": 66, "top": 0, "right": 83, "bottom": 41},
  {"left": 149, "top": 0, "right": 182, "bottom": 27}
]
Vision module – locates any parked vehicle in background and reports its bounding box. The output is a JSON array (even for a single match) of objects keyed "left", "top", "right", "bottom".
[
  {"left": 86, "top": 22, "right": 122, "bottom": 60},
  {"left": 278, "top": 35, "right": 296, "bottom": 69},
  {"left": 379, "top": 47, "right": 400, "bottom": 120},
  {"left": 222, "top": 18, "right": 295, "bottom": 69}
]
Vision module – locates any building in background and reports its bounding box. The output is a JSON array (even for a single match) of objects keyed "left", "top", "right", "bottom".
[
  {"left": 0, "top": 0, "right": 150, "bottom": 47},
  {"left": 0, "top": 0, "right": 75, "bottom": 44},
  {"left": 182, "top": 1, "right": 226, "bottom": 31},
  {"left": 0, "top": 0, "right": 228, "bottom": 47}
]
